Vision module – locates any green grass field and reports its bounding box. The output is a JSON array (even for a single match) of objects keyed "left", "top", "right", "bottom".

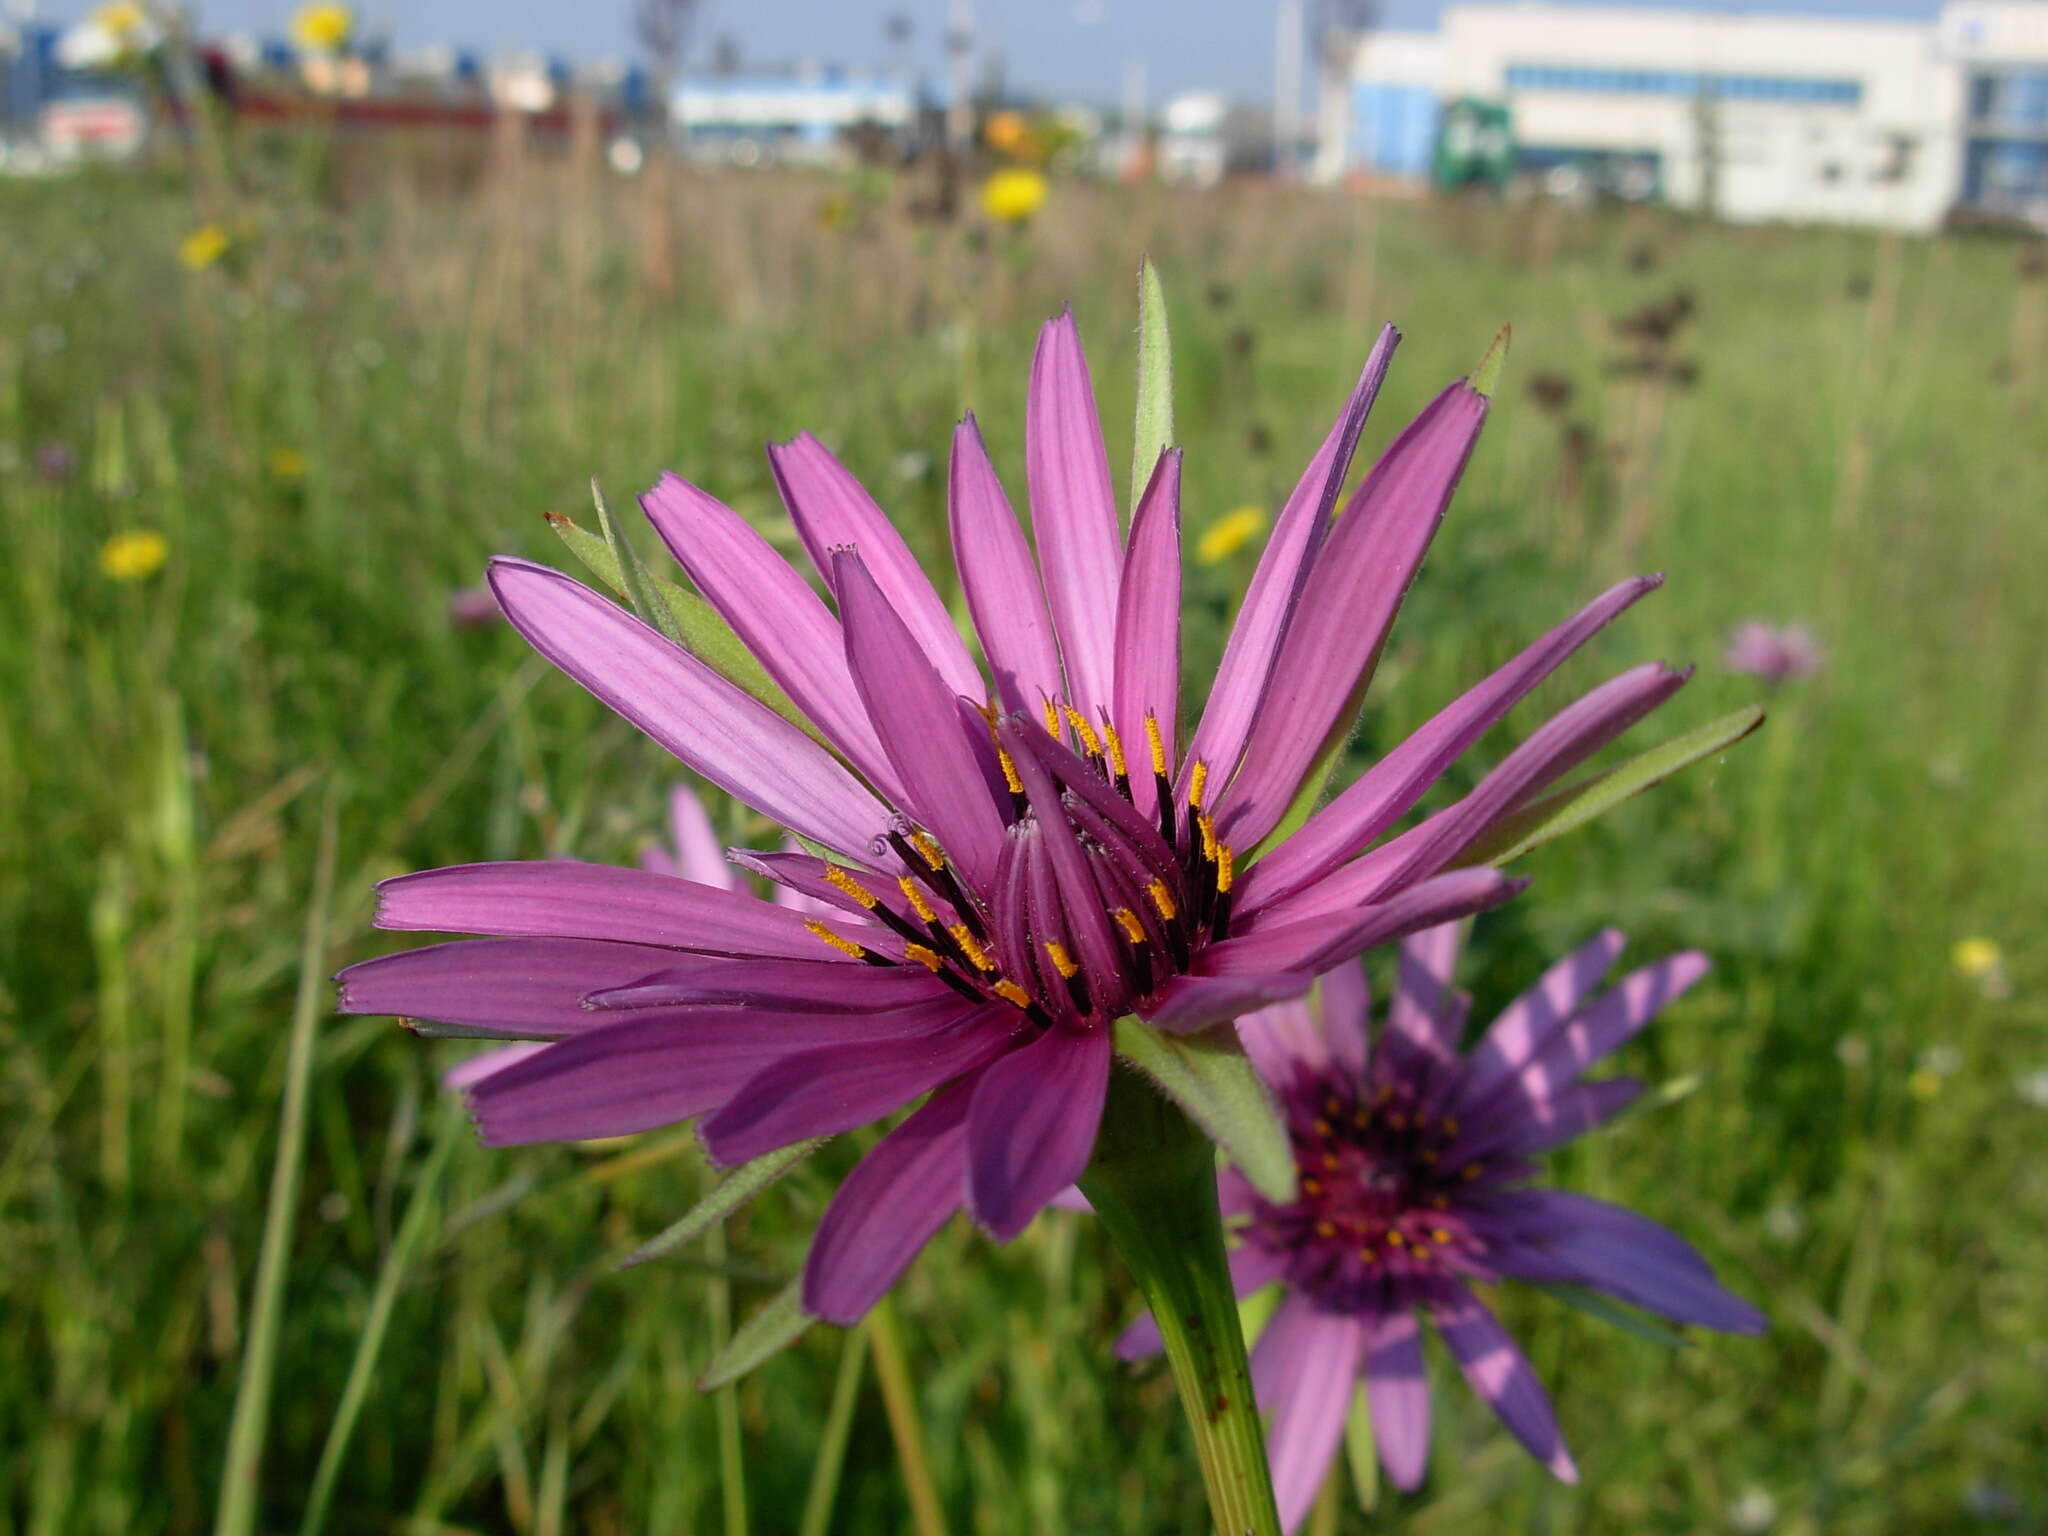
[{"left": 3, "top": 148, "right": 2044, "bottom": 1534}]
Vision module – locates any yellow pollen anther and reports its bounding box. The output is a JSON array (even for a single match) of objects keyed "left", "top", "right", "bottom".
[
  {"left": 1111, "top": 907, "right": 1146, "bottom": 943},
  {"left": 896, "top": 876, "right": 938, "bottom": 924},
  {"left": 1432, "top": 1228, "right": 1451, "bottom": 1244},
  {"left": 1352, "top": 1110, "right": 1371, "bottom": 1128},
  {"left": 823, "top": 866, "right": 878, "bottom": 908},
  {"left": 1043, "top": 941, "right": 1079, "bottom": 979},
  {"left": 1432, "top": 1195, "right": 1450, "bottom": 1210},
  {"left": 1360, "top": 1247, "right": 1378, "bottom": 1264},
  {"left": 1216, "top": 844, "right": 1235, "bottom": 894},
  {"left": 1462, "top": 1162, "right": 1485, "bottom": 1181},
  {"left": 1102, "top": 721, "right": 1128, "bottom": 778},
  {"left": 1313, "top": 1118, "right": 1334, "bottom": 1138},
  {"left": 1320, "top": 1153, "right": 1339, "bottom": 1172},
  {"left": 994, "top": 979, "right": 1033, "bottom": 1008},
  {"left": 1315, "top": 1220, "right": 1336, "bottom": 1238},
  {"left": 1441, "top": 1116, "right": 1460, "bottom": 1137},
  {"left": 1197, "top": 814, "right": 1219, "bottom": 864},
  {"left": 908, "top": 831, "right": 945, "bottom": 871},
  {"left": 1063, "top": 706, "right": 1103, "bottom": 757},
  {"left": 904, "top": 943, "right": 944, "bottom": 973},
  {"left": 1421, "top": 1150, "right": 1438, "bottom": 1165},
  {"left": 997, "top": 748, "right": 1024, "bottom": 795},
  {"left": 1324, "top": 1095, "right": 1342, "bottom": 1116},
  {"left": 1301, "top": 1177, "right": 1323, "bottom": 1196},
  {"left": 952, "top": 925, "right": 996, "bottom": 971},
  {"left": 1041, "top": 696, "right": 1063, "bottom": 736},
  {"left": 1144, "top": 715, "right": 1168, "bottom": 776},
  {"left": 1146, "top": 878, "right": 1177, "bottom": 921},
  {"left": 1189, "top": 760, "right": 1210, "bottom": 810},
  {"left": 1388, "top": 1112, "right": 1408, "bottom": 1130},
  {"left": 803, "top": 919, "right": 869, "bottom": 961},
  {"left": 1387, "top": 1229, "right": 1406, "bottom": 1247}
]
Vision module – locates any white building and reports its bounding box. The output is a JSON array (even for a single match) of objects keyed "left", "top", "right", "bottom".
[
  {"left": 1159, "top": 91, "right": 1231, "bottom": 186},
  {"left": 1319, "top": 0, "right": 2048, "bottom": 232},
  {"left": 671, "top": 71, "right": 916, "bottom": 166}
]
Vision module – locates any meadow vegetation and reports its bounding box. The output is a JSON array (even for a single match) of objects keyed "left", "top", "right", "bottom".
[{"left": 2, "top": 142, "right": 2043, "bottom": 1532}]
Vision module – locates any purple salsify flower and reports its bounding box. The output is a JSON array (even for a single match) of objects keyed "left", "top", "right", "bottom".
[
  {"left": 1723, "top": 620, "right": 1821, "bottom": 684},
  {"left": 337, "top": 309, "right": 1692, "bottom": 1326},
  {"left": 1118, "top": 921, "right": 1765, "bottom": 1526}
]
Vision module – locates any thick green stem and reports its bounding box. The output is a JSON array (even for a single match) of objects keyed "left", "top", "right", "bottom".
[{"left": 1081, "top": 1068, "right": 1283, "bottom": 1536}]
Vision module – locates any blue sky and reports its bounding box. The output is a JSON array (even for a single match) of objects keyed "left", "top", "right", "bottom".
[{"left": 35, "top": 0, "right": 1945, "bottom": 106}]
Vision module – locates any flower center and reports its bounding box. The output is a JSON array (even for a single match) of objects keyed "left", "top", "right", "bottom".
[
  {"left": 1245, "top": 1070, "right": 1491, "bottom": 1309},
  {"left": 796, "top": 707, "right": 1236, "bottom": 1032}
]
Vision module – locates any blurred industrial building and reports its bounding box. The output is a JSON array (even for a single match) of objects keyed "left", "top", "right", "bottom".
[
  {"left": 1315, "top": 0, "right": 2048, "bottom": 231},
  {"left": 2, "top": 0, "right": 2046, "bottom": 232}
]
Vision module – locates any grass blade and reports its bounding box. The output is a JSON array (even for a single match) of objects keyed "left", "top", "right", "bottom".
[
  {"left": 297, "top": 1102, "right": 463, "bottom": 1536},
  {"left": 214, "top": 785, "right": 339, "bottom": 1536},
  {"left": 799, "top": 1324, "right": 870, "bottom": 1536},
  {"left": 707, "top": 1222, "right": 751, "bottom": 1536},
  {"left": 868, "top": 1295, "right": 948, "bottom": 1536}
]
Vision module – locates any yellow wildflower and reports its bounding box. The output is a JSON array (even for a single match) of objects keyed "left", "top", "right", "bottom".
[
  {"left": 1196, "top": 505, "right": 1268, "bottom": 565},
  {"left": 290, "top": 1, "right": 354, "bottom": 52},
  {"left": 179, "top": 224, "right": 229, "bottom": 271},
  {"left": 980, "top": 168, "right": 1049, "bottom": 225},
  {"left": 268, "top": 448, "right": 308, "bottom": 479},
  {"left": 100, "top": 530, "right": 168, "bottom": 582},
  {"left": 1952, "top": 937, "right": 2001, "bottom": 979},
  {"left": 95, "top": 1, "right": 148, "bottom": 38},
  {"left": 1907, "top": 1069, "right": 1942, "bottom": 1102}
]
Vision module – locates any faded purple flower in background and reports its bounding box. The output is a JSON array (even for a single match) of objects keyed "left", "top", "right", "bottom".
[
  {"left": 447, "top": 586, "right": 505, "bottom": 629},
  {"left": 1121, "top": 921, "right": 1764, "bottom": 1526},
  {"left": 339, "top": 307, "right": 1693, "bottom": 1326},
  {"left": 34, "top": 441, "right": 78, "bottom": 482},
  {"left": 1724, "top": 620, "right": 1821, "bottom": 685}
]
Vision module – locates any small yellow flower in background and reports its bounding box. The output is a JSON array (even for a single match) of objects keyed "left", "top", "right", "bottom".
[
  {"left": 58, "top": 1, "right": 160, "bottom": 67},
  {"left": 179, "top": 224, "right": 229, "bottom": 271},
  {"left": 95, "top": 0, "right": 148, "bottom": 38},
  {"left": 268, "top": 448, "right": 308, "bottom": 479},
  {"left": 290, "top": 1, "right": 354, "bottom": 53},
  {"left": 1907, "top": 1069, "right": 1942, "bottom": 1102},
  {"left": 818, "top": 194, "right": 852, "bottom": 233},
  {"left": 1196, "top": 505, "right": 1268, "bottom": 565},
  {"left": 1953, "top": 936, "right": 2013, "bottom": 1000},
  {"left": 1953, "top": 938, "right": 2001, "bottom": 979},
  {"left": 100, "top": 530, "right": 168, "bottom": 582},
  {"left": 980, "top": 168, "right": 1049, "bottom": 225}
]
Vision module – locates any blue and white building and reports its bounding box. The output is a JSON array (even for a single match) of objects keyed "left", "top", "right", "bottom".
[
  {"left": 670, "top": 70, "right": 920, "bottom": 166},
  {"left": 1943, "top": 1, "right": 2048, "bottom": 220},
  {"left": 1317, "top": 0, "right": 2048, "bottom": 230}
]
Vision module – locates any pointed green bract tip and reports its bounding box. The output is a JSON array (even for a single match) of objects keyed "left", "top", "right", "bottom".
[
  {"left": 1131, "top": 257, "right": 1176, "bottom": 519},
  {"left": 1471, "top": 323, "right": 1512, "bottom": 397}
]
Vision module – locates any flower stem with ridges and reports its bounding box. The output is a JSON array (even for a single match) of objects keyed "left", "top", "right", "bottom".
[{"left": 1082, "top": 1065, "right": 1284, "bottom": 1536}]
